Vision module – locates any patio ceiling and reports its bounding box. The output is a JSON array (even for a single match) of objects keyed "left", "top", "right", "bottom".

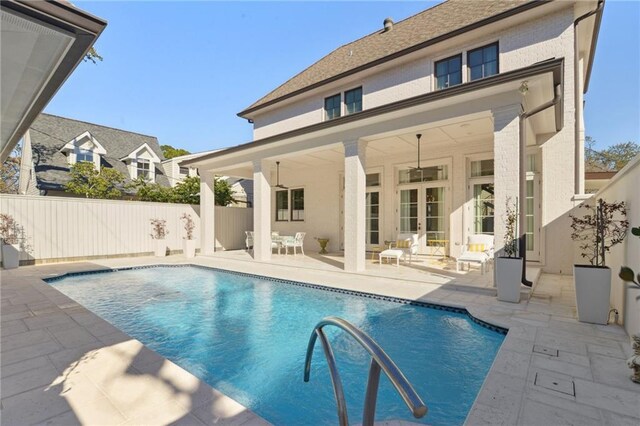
[{"left": 0, "top": 0, "right": 107, "bottom": 161}]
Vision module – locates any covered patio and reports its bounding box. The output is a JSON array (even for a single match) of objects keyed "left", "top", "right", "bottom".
[{"left": 186, "top": 59, "right": 564, "bottom": 280}]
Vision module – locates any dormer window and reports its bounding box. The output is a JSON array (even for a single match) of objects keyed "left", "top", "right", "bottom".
[
  {"left": 76, "top": 150, "right": 93, "bottom": 163},
  {"left": 137, "top": 159, "right": 151, "bottom": 180}
]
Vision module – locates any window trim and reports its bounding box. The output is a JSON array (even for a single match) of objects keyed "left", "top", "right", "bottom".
[
  {"left": 467, "top": 42, "right": 499, "bottom": 82},
  {"left": 324, "top": 93, "right": 341, "bottom": 121},
  {"left": 344, "top": 86, "right": 363, "bottom": 116},
  {"left": 136, "top": 158, "right": 152, "bottom": 181},
  {"left": 75, "top": 149, "right": 94, "bottom": 163},
  {"left": 434, "top": 53, "right": 463, "bottom": 90}
]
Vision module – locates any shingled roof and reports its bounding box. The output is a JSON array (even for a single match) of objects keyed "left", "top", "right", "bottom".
[
  {"left": 239, "top": 0, "right": 538, "bottom": 117},
  {"left": 28, "top": 113, "right": 170, "bottom": 191}
]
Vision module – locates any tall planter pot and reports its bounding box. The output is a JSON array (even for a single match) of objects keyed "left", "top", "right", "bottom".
[
  {"left": 154, "top": 240, "right": 167, "bottom": 257},
  {"left": 496, "top": 257, "right": 523, "bottom": 303},
  {"left": 574, "top": 265, "right": 611, "bottom": 325},
  {"left": 183, "top": 239, "right": 196, "bottom": 258},
  {"left": 1, "top": 243, "right": 20, "bottom": 269}
]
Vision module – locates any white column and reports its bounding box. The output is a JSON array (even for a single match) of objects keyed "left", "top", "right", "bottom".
[
  {"left": 343, "top": 139, "right": 367, "bottom": 272},
  {"left": 492, "top": 105, "right": 522, "bottom": 256},
  {"left": 253, "top": 159, "right": 272, "bottom": 262},
  {"left": 200, "top": 170, "right": 216, "bottom": 256}
]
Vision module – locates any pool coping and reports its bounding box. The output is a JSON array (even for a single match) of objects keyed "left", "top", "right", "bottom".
[{"left": 4, "top": 256, "right": 636, "bottom": 426}]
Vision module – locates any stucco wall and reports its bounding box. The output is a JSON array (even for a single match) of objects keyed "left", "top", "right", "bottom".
[{"left": 251, "top": 6, "right": 575, "bottom": 141}]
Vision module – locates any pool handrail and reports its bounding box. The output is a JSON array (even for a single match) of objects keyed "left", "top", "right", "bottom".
[{"left": 303, "top": 316, "right": 427, "bottom": 426}]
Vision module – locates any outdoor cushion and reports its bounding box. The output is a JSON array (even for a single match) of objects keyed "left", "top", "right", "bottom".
[
  {"left": 469, "top": 243, "right": 485, "bottom": 252},
  {"left": 396, "top": 239, "right": 411, "bottom": 248}
]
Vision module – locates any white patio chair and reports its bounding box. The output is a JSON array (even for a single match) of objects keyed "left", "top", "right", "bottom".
[
  {"left": 457, "top": 234, "right": 494, "bottom": 274},
  {"left": 396, "top": 233, "right": 419, "bottom": 264},
  {"left": 245, "top": 231, "right": 253, "bottom": 251},
  {"left": 284, "top": 232, "right": 306, "bottom": 255}
]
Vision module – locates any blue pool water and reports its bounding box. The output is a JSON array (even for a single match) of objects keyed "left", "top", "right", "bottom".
[{"left": 48, "top": 266, "right": 504, "bottom": 425}]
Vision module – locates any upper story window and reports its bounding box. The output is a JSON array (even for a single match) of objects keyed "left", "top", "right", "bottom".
[
  {"left": 435, "top": 54, "right": 462, "bottom": 90},
  {"left": 76, "top": 150, "right": 93, "bottom": 163},
  {"left": 179, "top": 166, "right": 190, "bottom": 175},
  {"left": 468, "top": 43, "right": 498, "bottom": 81},
  {"left": 344, "top": 87, "right": 362, "bottom": 115},
  {"left": 137, "top": 159, "right": 151, "bottom": 180},
  {"left": 324, "top": 94, "right": 341, "bottom": 120}
]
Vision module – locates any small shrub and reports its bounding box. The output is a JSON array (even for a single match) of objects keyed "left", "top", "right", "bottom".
[
  {"left": 150, "top": 219, "right": 168, "bottom": 240},
  {"left": 570, "top": 198, "right": 628, "bottom": 266},
  {"left": 503, "top": 197, "right": 518, "bottom": 258},
  {"left": 181, "top": 213, "right": 195, "bottom": 240},
  {"left": 0, "top": 214, "right": 19, "bottom": 244}
]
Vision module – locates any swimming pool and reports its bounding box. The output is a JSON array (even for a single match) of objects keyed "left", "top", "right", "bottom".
[{"left": 48, "top": 265, "right": 505, "bottom": 425}]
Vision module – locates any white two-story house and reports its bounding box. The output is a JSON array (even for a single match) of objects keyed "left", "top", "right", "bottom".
[{"left": 187, "top": 0, "right": 603, "bottom": 276}]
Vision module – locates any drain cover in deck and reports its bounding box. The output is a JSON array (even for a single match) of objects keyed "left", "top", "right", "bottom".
[
  {"left": 533, "top": 344, "right": 559, "bottom": 357},
  {"left": 534, "top": 372, "right": 575, "bottom": 396}
]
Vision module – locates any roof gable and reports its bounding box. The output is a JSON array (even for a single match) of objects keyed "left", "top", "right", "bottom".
[
  {"left": 239, "top": 0, "right": 538, "bottom": 117},
  {"left": 60, "top": 131, "right": 107, "bottom": 155},
  {"left": 120, "top": 142, "right": 162, "bottom": 162}
]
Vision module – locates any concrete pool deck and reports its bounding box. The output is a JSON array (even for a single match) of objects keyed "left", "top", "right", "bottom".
[{"left": 1, "top": 254, "right": 639, "bottom": 425}]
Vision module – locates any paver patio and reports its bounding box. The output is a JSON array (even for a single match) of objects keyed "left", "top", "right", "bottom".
[{"left": 1, "top": 253, "right": 638, "bottom": 425}]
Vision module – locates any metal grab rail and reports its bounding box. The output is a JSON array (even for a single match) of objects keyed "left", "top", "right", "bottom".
[{"left": 303, "top": 316, "right": 427, "bottom": 426}]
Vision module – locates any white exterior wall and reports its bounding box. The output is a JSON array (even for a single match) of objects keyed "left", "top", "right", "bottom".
[
  {"left": 0, "top": 195, "right": 253, "bottom": 263},
  {"left": 252, "top": 7, "right": 575, "bottom": 140},
  {"left": 268, "top": 139, "right": 495, "bottom": 258}
]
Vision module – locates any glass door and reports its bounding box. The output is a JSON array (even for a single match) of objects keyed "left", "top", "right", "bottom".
[
  {"left": 424, "top": 186, "right": 446, "bottom": 255},
  {"left": 472, "top": 182, "right": 495, "bottom": 235},
  {"left": 399, "top": 188, "right": 419, "bottom": 235},
  {"left": 526, "top": 176, "right": 540, "bottom": 261},
  {"left": 366, "top": 190, "right": 380, "bottom": 249}
]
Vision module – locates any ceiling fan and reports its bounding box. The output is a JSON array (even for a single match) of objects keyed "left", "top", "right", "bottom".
[
  {"left": 410, "top": 133, "right": 442, "bottom": 172},
  {"left": 273, "top": 161, "right": 288, "bottom": 189}
]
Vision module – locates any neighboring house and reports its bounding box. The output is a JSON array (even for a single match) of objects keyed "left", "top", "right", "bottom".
[
  {"left": 585, "top": 163, "right": 617, "bottom": 194},
  {"left": 1, "top": 1, "right": 106, "bottom": 161},
  {"left": 19, "top": 113, "right": 171, "bottom": 197},
  {"left": 186, "top": 0, "right": 603, "bottom": 275},
  {"left": 162, "top": 151, "right": 254, "bottom": 207}
]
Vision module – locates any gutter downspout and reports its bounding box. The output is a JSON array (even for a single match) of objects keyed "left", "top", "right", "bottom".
[
  {"left": 574, "top": 0, "right": 605, "bottom": 194},
  {"left": 519, "top": 84, "right": 562, "bottom": 287}
]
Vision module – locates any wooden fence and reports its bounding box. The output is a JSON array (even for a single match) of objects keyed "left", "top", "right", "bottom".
[{"left": 0, "top": 194, "right": 252, "bottom": 263}]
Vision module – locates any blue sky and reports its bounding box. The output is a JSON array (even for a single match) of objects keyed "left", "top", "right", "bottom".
[{"left": 47, "top": 1, "right": 639, "bottom": 153}]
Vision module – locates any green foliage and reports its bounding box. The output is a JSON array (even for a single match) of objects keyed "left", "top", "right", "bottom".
[
  {"left": 503, "top": 197, "right": 518, "bottom": 258},
  {"left": 619, "top": 226, "right": 640, "bottom": 288},
  {"left": 173, "top": 176, "right": 200, "bottom": 204},
  {"left": 214, "top": 178, "right": 236, "bottom": 206},
  {"left": 570, "top": 199, "right": 629, "bottom": 266},
  {"left": 129, "top": 177, "right": 173, "bottom": 203},
  {"left": 0, "top": 144, "right": 21, "bottom": 194},
  {"left": 65, "top": 162, "right": 125, "bottom": 199},
  {"left": 83, "top": 47, "right": 103, "bottom": 64},
  {"left": 585, "top": 137, "right": 639, "bottom": 171},
  {"left": 161, "top": 145, "right": 191, "bottom": 159}
]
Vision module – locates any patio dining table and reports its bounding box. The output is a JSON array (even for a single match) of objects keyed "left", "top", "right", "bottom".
[{"left": 272, "top": 235, "right": 295, "bottom": 254}]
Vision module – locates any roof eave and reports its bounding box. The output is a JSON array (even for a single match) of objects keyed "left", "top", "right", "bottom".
[
  {"left": 186, "top": 58, "right": 564, "bottom": 167},
  {"left": 0, "top": 0, "right": 107, "bottom": 161},
  {"left": 237, "top": 0, "right": 549, "bottom": 119}
]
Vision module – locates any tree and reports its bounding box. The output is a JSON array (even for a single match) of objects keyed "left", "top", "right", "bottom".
[
  {"left": 0, "top": 144, "right": 21, "bottom": 194},
  {"left": 585, "top": 137, "right": 639, "bottom": 171},
  {"left": 161, "top": 145, "right": 190, "bottom": 159},
  {"left": 173, "top": 176, "right": 200, "bottom": 204},
  {"left": 128, "top": 177, "right": 173, "bottom": 203},
  {"left": 215, "top": 178, "right": 236, "bottom": 206},
  {"left": 65, "top": 162, "right": 125, "bottom": 199}
]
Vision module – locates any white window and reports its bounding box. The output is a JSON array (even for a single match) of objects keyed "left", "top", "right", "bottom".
[
  {"left": 275, "top": 188, "right": 304, "bottom": 221},
  {"left": 137, "top": 159, "right": 151, "bottom": 180},
  {"left": 76, "top": 150, "right": 93, "bottom": 163},
  {"left": 179, "top": 166, "right": 190, "bottom": 175}
]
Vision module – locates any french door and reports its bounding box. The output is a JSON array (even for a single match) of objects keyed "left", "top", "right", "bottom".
[
  {"left": 365, "top": 190, "right": 380, "bottom": 249},
  {"left": 398, "top": 185, "right": 448, "bottom": 255}
]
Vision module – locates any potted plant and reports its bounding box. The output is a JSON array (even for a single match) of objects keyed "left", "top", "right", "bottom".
[
  {"left": 495, "top": 197, "right": 523, "bottom": 303},
  {"left": 570, "top": 199, "right": 628, "bottom": 324},
  {"left": 150, "top": 219, "right": 169, "bottom": 257},
  {"left": 0, "top": 214, "right": 21, "bottom": 269},
  {"left": 181, "top": 213, "right": 196, "bottom": 258}
]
